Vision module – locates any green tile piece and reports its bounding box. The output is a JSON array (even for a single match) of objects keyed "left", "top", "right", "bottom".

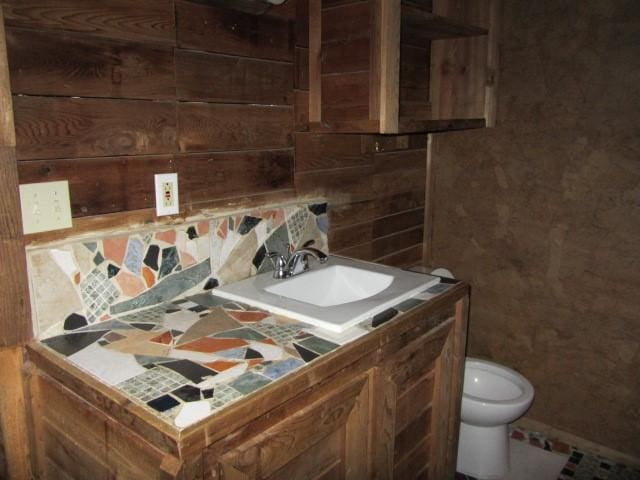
[{"left": 299, "top": 335, "right": 339, "bottom": 355}]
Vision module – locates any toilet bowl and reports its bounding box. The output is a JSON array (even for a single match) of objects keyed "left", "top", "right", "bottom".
[{"left": 456, "top": 358, "right": 534, "bottom": 479}]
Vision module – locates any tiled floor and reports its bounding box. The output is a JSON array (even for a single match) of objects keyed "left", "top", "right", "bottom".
[{"left": 456, "top": 426, "right": 640, "bottom": 480}]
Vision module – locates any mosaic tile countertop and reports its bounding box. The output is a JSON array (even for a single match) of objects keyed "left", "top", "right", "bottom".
[{"left": 39, "top": 280, "right": 455, "bottom": 430}]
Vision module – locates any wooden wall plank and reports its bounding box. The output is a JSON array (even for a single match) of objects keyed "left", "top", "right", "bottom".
[
  {"left": 0, "top": 147, "right": 31, "bottom": 345},
  {"left": 6, "top": 27, "right": 175, "bottom": 100},
  {"left": 13, "top": 96, "right": 177, "bottom": 160},
  {"left": 176, "top": 0, "right": 294, "bottom": 62},
  {"left": 18, "top": 155, "right": 175, "bottom": 217},
  {"left": 178, "top": 103, "right": 293, "bottom": 152},
  {"left": 0, "top": 6, "right": 15, "bottom": 146},
  {"left": 176, "top": 49, "right": 293, "bottom": 104},
  {"left": 2, "top": 0, "right": 176, "bottom": 44},
  {"left": 0, "top": 348, "right": 31, "bottom": 479},
  {"left": 295, "top": 47, "right": 309, "bottom": 90},
  {"left": 295, "top": 133, "right": 370, "bottom": 171},
  {"left": 176, "top": 150, "right": 293, "bottom": 205}
]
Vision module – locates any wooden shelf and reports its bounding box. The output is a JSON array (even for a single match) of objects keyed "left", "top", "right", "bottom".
[
  {"left": 309, "top": 118, "right": 486, "bottom": 134},
  {"left": 401, "top": 3, "right": 489, "bottom": 43},
  {"left": 309, "top": 0, "right": 495, "bottom": 135}
]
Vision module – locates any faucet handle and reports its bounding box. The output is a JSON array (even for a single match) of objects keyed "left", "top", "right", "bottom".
[{"left": 267, "top": 252, "right": 288, "bottom": 279}]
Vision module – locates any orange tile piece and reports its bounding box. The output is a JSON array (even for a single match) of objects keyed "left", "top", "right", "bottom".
[
  {"left": 261, "top": 338, "right": 277, "bottom": 346},
  {"left": 176, "top": 337, "right": 247, "bottom": 353},
  {"left": 156, "top": 229, "right": 176, "bottom": 244},
  {"left": 204, "top": 360, "right": 240, "bottom": 372},
  {"left": 103, "top": 236, "right": 128, "bottom": 264},
  {"left": 197, "top": 221, "right": 209, "bottom": 236},
  {"left": 142, "top": 266, "right": 156, "bottom": 288},
  {"left": 248, "top": 359, "right": 263, "bottom": 367},
  {"left": 74, "top": 272, "right": 81, "bottom": 284},
  {"left": 180, "top": 250, "right": 196, "bottom": 268},
  {"left": 115, "top": 271, "right": 146, "bottom": 297},
  {"left": 217, "top": 219, "right": 228, "bottom": 239},
  {"left": 150, "top": 331, "right": 172, "bottom": 345},
  {"left": 227, "top": 311, "right": 269, "bottom": 323}
]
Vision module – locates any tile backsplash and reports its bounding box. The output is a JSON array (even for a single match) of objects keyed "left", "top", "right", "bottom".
[{"left": 28, "top": 202, "right": 329, "bottom": 340}]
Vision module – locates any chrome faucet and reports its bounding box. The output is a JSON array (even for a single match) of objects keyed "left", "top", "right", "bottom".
[{"left": 268, "top": 240, "right": 328, "bottom": 279}]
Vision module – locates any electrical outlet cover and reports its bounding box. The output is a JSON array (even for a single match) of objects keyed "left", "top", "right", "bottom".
[
  {"left": 155, "top": 173, "right": 179, "bottom": 216},
  {"left": 19, "top": 181, "right": 73, "bottom": 234}
]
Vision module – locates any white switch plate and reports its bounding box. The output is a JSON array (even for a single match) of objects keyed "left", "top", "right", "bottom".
[
  {"left": 19, "top": 181, "right": 73, "bottom": 234},
  {"left": 154, "top": 173, "right": 179, "bottom": 216}
]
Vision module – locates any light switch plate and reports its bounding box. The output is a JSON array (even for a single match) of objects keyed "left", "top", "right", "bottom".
[
  {"left": 19, "top": 181, "right": 73, "bottom": 234},
  {"left": 154, "top": 173, "right": 179, "bottom": 216}
]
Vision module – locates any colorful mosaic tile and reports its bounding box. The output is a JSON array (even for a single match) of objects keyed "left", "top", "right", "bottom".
[{"left": 28, "top": 203, "right": 328, "bottom": 340}]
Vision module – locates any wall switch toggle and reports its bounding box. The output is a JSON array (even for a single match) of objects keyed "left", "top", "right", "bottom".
[
  {"left": 155, "top": 173, "right": 179, "bottom": 216},
  {"left": 19, "top": 181, "right": 73, "bottom": 234}
]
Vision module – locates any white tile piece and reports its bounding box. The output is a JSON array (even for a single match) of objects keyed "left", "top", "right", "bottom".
[
  {"left": 197, "top": 363, "right": 247, "bottom": 388},
  {"left": 504, "top": 439, "right": 568, "bottom": 480},
  {"left": 49, "top": 248, "right": 77, "bottom": 277},
  {"left": 174, "top": 400, "right": 211, "bottom": 429},
  {"left": 68, "top": 343, "right": 146, "bottom": 385},
  {"left": 167, "top": 348, "right": 218, "bottom": 364},
  {"left": 163, "top": 310, "right": 200, "bottom": 332},
  {"left": 248, "top": 341, "right": 284, "bottom": 361},
  {"left": 309, "top": 326, "right": 368, "bottom": 345}
]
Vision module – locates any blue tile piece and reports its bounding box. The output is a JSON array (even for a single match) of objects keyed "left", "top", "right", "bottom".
[
  {"left": 262, "top": 358, "right": 305, "bottom": 380},
  {"left": 172, "top": 385, "right": 201, "bottom": 402},
  {"left": 394, "top": 298, "right": 425, "bottom": 312},
  {"left": 425, "top": 283, "right": 452, "bottom": 294},
  {"left": 42, "top": 331, "right": 106, "bottom": 356},
  {"left": 237, "top": 216, "right": 261, "bottom": 235},
  {"left": 293, "top": 343, "right": 319, "bottom": 363},
  {"left": 159, "top": 246, "right": 179, "bottom": 279},
  {"left": 76, "top": 320, "right": 133, "bottom": 332},
  {"left": 186, "top": 293, "right": 227, "bottom": 308},
  {"left": 162, "top": 360, "right": 217, "bottom": 384},
  {"left": 144, "top": 245, "right": 160, "bottom": 271},
  {"left": 147, "top": 394, "right": 179, "bottom": 412},
  {"left": 93, "top": 252, "right": 104, "bottom": 266},
  {"left": 64, "top": 313, "right": 87, "bottom": 331},
  {"left": 216, "top": 347, "right": 248, "bottom": 359},
  {"left": 298, "top": 336, "right": 339, "bottom": 355},
  {"left": 110, "top": 260, "right": 211, "bottom": 315},
  {"left": 124, "top": 237, "right": 144, "bottom": 275},
  {"left": 316, "top": 215, "right": 329, "bottom": 234},
  {"left": 229, "top": 372, "right": 271, "bottom": 395},
  {"left": 214, "top": 327, "right": 266, "bottom": 341}
]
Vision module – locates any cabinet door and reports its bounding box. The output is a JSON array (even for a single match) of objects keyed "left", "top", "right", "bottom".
[
  {"left": 214, "top": 373, "right": 372, "bottom": 480},
  {"left": 373, "top": 317, "right": 457, "bottom": 479}
]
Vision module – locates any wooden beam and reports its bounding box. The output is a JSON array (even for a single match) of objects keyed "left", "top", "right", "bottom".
[
  {"left": 378, "top": 0, "right": 401, "bottom": 133},
  {"left": 0, "top": 6, "right": 15, "bottom": 146},
  {"left": 484, "top": 0, "right": 501, "bottom": 127},
  {"left": 0, "top": 347, "right": 32, "bottom": 479},
  {"left": 308, "top": 0, "right": 321, "bottom": 124}
]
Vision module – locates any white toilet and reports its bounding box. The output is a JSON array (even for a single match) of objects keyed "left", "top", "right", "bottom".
[{"left": 456, "top": 357, "right": 535, "bottom": 479}]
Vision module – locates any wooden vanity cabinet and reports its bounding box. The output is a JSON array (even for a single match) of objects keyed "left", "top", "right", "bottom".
[
  {"left": 25, "top": 284, "right": 468, "bottom": 480},
  {"left": 308, "top": 0, "right": 497, "bottom": 134}
]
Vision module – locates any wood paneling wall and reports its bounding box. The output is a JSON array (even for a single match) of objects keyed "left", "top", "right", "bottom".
[
  {"left": 429, "top": 0, "right": 640, "bottom": 458},
  {"left": 4, "top": 0, "right": 427, "bottom": 267},
  {"left": 4, "top": 0, "right": 296, "bottom": 220}
]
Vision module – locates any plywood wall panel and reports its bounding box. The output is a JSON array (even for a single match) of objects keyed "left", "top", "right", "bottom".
[
  {"left": 177, "top": 103, "right": 293, "bottom": 152},
  {"left": 176, "top": 49, "right": 293, "bottom": 105},
  {"left": 176, "top": 150, "right": 293, "bottom": 206},
  {"left": 2, "top": 0, "right": 176, "bottom": 44},
  {"left": 13, "top": 96, "right": 177, "bottom": 160},
  {"left": 429, "top": 0, "right": 640, "bottom": 457},
  {"left": 18, "top": 155, "right": 175, "bottom": 217},
  {"left": 6, "top": 28, "right": 176, "bottom": 100},
  {"left": 176, "top": 1, "right": 294, "bottom": 62}
]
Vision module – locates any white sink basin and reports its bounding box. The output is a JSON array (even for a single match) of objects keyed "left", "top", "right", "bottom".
[
  {"left": 265, "top": 265, "right": 393, "bottom": 307},
  {"left": 213, "top": 256, "right": 439, "bottom": 332}
]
